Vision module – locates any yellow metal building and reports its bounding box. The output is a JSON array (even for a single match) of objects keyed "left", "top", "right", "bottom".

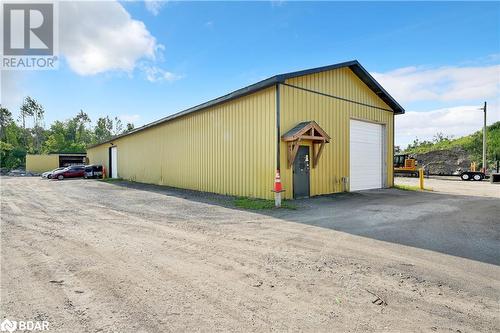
[
  {"left": 87, "top": 60, "right": 404, "bottom": 199},
  {"left": 26, "top": 153, "right": 87, "bottom": 173}
]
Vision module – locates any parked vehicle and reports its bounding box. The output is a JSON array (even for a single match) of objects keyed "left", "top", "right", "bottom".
[
  {"left": 42, "top": 167, "right": 65, "bottom": 179},
  {"left": 458, "top": 162, "right": 485, "bottom": 181},
  {"left": 51, "top": 165, "right": 85, "bottom": 180},
  {"left": 84, "top": 165, "right": 103, "bottom": 179},
  {"left": 394, "top": 154, "right": 419, "bottom": 177},
  {"left": 460, "top": 171, "right": 485, "bottom": 181}
]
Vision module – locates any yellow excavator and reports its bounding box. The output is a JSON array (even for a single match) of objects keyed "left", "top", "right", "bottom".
[{"left": 394, "top": 154, "right": 419, "bottom": 177}]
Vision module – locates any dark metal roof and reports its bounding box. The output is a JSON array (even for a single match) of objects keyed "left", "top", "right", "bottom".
[
  {"left": 88, "top": 60, "right": 404, "bottom": 148},
  {"left": 281, "top": 120, "right": 331, "bottom": 142},
  {"left": 30, "top": 152, "right": 87, "bottom": 155},
  {"left": 281, "top": 121, "right": 313, "bottom": 139}
]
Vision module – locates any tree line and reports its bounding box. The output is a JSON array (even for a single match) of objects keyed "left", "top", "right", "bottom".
[{"left": 0, "top": 97, "right": 134, "bottom": 169}]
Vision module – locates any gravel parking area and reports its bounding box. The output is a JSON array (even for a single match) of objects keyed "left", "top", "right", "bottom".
[
  {"left": 1, "top": 177, "right": 499, "bottom": 332},
  {"left": 395, "top": 175, "right": 500, "bottom": 198}
]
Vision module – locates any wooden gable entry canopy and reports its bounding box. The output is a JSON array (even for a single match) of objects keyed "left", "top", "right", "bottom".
[{"left": 281, "top": 121, "right": 331, "bottom": 168}]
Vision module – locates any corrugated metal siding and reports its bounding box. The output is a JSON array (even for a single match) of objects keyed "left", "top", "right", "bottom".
[
  {"left": 280, "top": 67, "right": 394, "bottom": 199},
  {"left": 88, "top": 87, "right": 276, "bottom": 199},
  {"left": 25, "top": 154, "right": 59, "bottom": 173},
  {"left": 87, "top": 147, "right": 109, "bottom": 175}
]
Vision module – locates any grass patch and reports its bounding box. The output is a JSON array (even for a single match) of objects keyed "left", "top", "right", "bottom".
[
  {"left": 233, "top": 197, "right": 297, "bottom": 210},
  {"left": 98, "top": 177, "right": 123, "bottom": 182},
  {"left": 394, "top": 184, "right": 431, "bottom": 191}
]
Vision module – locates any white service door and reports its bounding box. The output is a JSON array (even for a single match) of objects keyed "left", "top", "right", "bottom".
[
  {"left": 349, "top": 120, "right": 383, "bottom": 191},
  {"left": 111, "top": 146, "right": 118, "bottom": 178}
]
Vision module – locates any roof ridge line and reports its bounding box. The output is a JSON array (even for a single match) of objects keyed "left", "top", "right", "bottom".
[{"left": 88, "top": 60, "right": 403, "bottom": 148}]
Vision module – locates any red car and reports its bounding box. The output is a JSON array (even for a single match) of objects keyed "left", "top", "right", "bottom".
[{"left": 51, "top": 165, "right": 85, "bottom": 180}]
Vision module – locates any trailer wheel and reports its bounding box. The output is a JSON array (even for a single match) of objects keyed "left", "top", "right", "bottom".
[
  {"left": 461, "top": 173, "right": 470, "bottom": 181},
  {"left": 473, "top": 174, "right": 482, "bottom": 181}
]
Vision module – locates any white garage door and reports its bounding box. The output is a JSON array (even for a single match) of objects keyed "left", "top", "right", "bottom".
[
  {"left": 350, "top": 120, "right": 383, "bottom": 191},
  {"left": 110, "top": 146, "right": 118, "bottom": 178}
]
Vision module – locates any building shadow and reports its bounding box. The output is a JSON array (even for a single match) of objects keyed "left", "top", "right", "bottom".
[{"left": 101, "top": 180, "right": 500, "bottom": 266}]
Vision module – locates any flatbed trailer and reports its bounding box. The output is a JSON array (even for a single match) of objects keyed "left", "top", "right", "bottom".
[{"left": 459, "top": 171, "right": 485, "bottom": 181}]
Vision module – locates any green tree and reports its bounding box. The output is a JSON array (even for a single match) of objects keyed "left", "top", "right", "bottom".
[
  {"left": 94, "top": 116, "right": 114, "bottom": 143},
  {"left": 3, "top": 121, "right": 23, "bottom": 147},
  {"left": 113, "top": 116, "right": 123, "bottom": 135},
  {"left": 0, "top": 107, "right": 13, "bottom": 140},
  {"left": 19, "top": 97, "right": 45, "bottom": 153},
  {"left": 0, "top": 106, "right": 26, "bottom": 169},
  {"left": 1, "top": 100, "right": 137, "bottom": 169},
  {"left": 43, "top": 121, "right": 68, "bottom": 153},
  {"left": 74, "top": 110, "right": 91, "bottom": 143},
  {"left": 433, "top": 132, "right": 452, "bottom": 143},
  {"left": 42, "top": 112, "right": 93, "bottom": 153},
  {"left": 125, "top": 123, "right": 134, "bottom": 132},
  {"left": 0, "top": 141, "right": 13, "bottom": 165},
  {"left": 0, "top": 139, "right": 26, "bottom": 169}
]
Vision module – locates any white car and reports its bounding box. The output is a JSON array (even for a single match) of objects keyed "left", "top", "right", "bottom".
[{"left": 41, "top": 167, "right": 65, "bottom": 179}]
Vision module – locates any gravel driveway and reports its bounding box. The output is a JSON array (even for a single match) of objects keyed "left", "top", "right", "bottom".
[{"left": 1, "top": 177, "right": 499, "bottom": 332}]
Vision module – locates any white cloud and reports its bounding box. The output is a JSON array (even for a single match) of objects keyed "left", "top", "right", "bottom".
[
  {"left": 144, "top": 0, "right": 166, "bottom": 16},
  {"left": 396, "top": 104, "right": 500, "bottom": 148},
  {"left": 271, "top": 0, "right": 286, "bottom": 7},
  {"left": 372, "top": 64, "right": 500, "bottom": 103},
  {"left": 1, "top": 1, "right": 179, "bottom": 113},
  {"left": 60, "top": 1, "right": 157, "bottom": 75},
  {"left": 140, "top": 64, "right": 182, "bottom": 83},
  {"left": 119, "top": 114, "right": 141, "bottom": 123},
  {"left": 58, "top": 1, "right": 177, "bottom": 82},
  {"left": 373, "top": 62, "right": 500, "bottom": 148}
]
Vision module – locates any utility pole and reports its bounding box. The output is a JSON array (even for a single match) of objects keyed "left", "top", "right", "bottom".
[{"left": 482, "top": 101, "right": 487, "bottom": 173}]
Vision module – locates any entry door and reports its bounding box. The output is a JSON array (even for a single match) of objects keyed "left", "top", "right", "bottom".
[
  {"left": 293, "top": 146, "right": 310, "bottom": 199},
  {"left": 110, "top": 146, "right": 118, "bottom": 178},
  {"left": 349, "top": 120, "right": 383, "bottom": 191}
]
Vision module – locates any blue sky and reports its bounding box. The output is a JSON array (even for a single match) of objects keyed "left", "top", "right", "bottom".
[{"left": 1, "top": 1, "right": 499, "bottom": 147}]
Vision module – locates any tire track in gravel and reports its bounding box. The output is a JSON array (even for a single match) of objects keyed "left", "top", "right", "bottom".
[{"left": 2, "top": 177, "right": 499, "bottom": 332}]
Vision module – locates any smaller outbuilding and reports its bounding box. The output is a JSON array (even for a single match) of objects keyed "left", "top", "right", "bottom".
[{"left": 26, "top": 153, "right": 87, "bottom": 173}]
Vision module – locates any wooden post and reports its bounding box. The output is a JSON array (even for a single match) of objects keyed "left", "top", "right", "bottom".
[{"left": 275, "top": 191, "right": 282, "bottom": 208}]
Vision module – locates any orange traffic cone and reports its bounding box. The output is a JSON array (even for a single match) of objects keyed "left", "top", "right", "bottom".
[
  {"left": 273, "top": 169, "right": 283, "bottom": 207},
  {"left": 273, "top": 170, "right": 282, "bottom": 192}
]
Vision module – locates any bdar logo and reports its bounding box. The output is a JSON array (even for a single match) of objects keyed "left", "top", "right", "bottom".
[{"left": 0, "top": 319, "right": 17, "bottom": 333}]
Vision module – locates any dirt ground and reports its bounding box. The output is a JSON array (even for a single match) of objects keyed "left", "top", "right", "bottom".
[
  {"left": 1, "top": 177, "right": 499, "bottom": 332},
  {"left": 395, "top": 175, "right": 500, "bottom": 198}
]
